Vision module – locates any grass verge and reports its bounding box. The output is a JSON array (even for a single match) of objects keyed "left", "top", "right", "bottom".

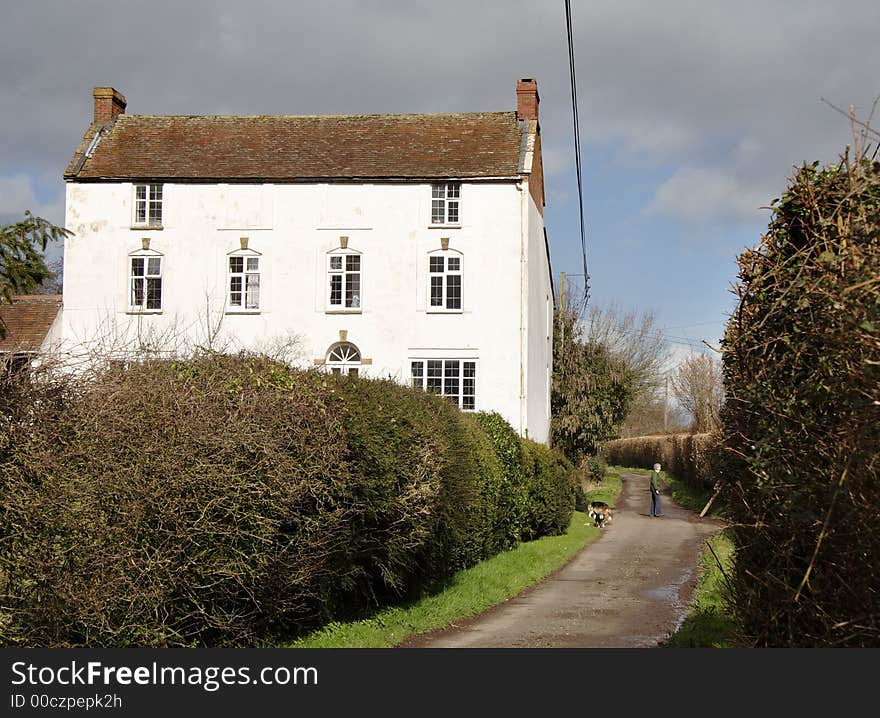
[
  {"left": 288, "top": 474, "right": 622, "bottom": 648},
  {"left": 586, "top": 468, "right": 622, "bottom": 507},
  {"left": 665, "top": 474, "right": 715, "bottom": 515},
  {"left": 664, "top": 530, "right": 736, "bottom": 647}
]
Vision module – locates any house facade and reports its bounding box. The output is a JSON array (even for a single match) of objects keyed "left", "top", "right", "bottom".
[{"left": 61, "top": 79, "right": 554, "bottom": 442}]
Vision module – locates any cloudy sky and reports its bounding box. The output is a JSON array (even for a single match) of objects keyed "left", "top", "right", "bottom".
[{"left": 2, "top": 0, "right": 878, "bottom": 355}]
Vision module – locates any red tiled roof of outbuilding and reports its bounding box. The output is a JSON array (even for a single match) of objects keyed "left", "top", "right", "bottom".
[{"left": 0, "top": 295, "right": 62, "bottom": 352}]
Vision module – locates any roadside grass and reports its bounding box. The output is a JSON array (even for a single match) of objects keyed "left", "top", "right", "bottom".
[
  {"left": 664, "top": 530, "right": 737, "bottom": 647},
  {"left": 288, "top": 472, "right": 622, "bottom": 648},
  {"left": 586, "top": 469, "right": 622, "bottom": 507},
  {"left": 609, "top": 464, "right": 650, "bottom": 476}
]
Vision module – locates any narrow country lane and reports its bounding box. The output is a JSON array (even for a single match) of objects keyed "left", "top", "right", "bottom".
[{"left": 403, "top": 472, "right": 724, "bottom": 648}]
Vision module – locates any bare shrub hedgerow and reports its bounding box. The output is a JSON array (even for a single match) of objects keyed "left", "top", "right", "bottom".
[
  {"left": 2, "top": 356, "right": 355, "bottom": 645},
  {"left": 0, "top": 353, "right": 575, "bottom": 647},
  {"left": 602, "top": 433, "right": 720, "bottom": 490}
]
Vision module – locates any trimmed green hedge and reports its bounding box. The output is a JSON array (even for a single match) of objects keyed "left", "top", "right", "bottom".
[
  {"left": 0, "top": 355, "right": 575, "bottom": 647},
  {"left": 472, "top": 412, "right": 529, "bottom": 550},
  {"left": 521, "top": 439, "right": 577, "bottom": 540}
]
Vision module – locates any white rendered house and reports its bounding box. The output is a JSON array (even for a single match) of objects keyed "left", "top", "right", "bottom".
[{"left": 61, "top": 79, "right": 554, "bottom": 442}]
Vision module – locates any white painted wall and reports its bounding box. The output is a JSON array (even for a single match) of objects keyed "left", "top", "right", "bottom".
[
  {"left": 62, "top": 180, "right": 551, "bottom": 440},
  {"left": 40, "top": 308, "right": 63, "bottom": 353},
  {"left": 524, "top": 188, "right": 553, "bottom": 444}
]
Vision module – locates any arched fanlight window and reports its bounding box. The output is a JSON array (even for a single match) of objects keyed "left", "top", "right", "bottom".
[{"left": 326, "top": 342, "right": 361, "bottom": 377}]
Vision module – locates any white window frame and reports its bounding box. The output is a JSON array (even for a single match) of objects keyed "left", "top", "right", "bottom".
[
  {"left": 226, "top": 249, "right": 262, "bottom": 313},
  {"left": 430, "top": 182, "right": 461, "bottom": 226},
  {"left": 326, "top": 247, "right": 363, "bottom": 313},
  {"left": 127, "top": 249, "right": 163, "bottom": 313},
  {"left": 133, "top": 183, "right": 163, "bottom": 228},
  {"left": 426, "top": 249, "right": 463, "bottom": 313},
  {"left": 326, "top": 342, "right": 362, "bottom": 377},
  {"left": 410, "top": 358, "right": 476, "bottom": 410}
]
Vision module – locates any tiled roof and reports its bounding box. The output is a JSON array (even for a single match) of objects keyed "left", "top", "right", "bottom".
[
  {"left": 0, "top": 295, "right": 61, "bottom": 352},
  {"left": 65, "top": 112, "right": 527, "bottom": 181}
]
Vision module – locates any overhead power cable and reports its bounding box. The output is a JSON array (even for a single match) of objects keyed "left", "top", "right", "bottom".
[
  {"left": 661, "top": 320, "right": 726, "bottom": 331},
  {"left": 564, "top": 0, "right": 589, "bottom": 308}
]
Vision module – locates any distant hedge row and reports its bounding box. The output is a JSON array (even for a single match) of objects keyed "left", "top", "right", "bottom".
[
  {"left": 0, "top": 355, "right": 575, "bottom": 647},
  {"left": 601, "top": 433, "right": 719, "bottom": 490}
]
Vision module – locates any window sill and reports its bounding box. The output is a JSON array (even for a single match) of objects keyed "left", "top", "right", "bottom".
[
  {"left": 428, "top": 224, "right": 461, "bottom": 230},
  {"left": 130, "top": 225, "right": 164, "bottom": 231},
  {"left": 325, "top": 309, "right": 363, "bottom": 315},
  {"left": 426, "top": 309, "right": 464, "bottom": 314},
  {"left": 225, "top": 310, "right": 261, "bottom": 315},
  {"left": 427, "top": 403, "right": 476, "bottom": 413},
  {"left": 126, "top": 310, "right": 163, "bottom": 315}
]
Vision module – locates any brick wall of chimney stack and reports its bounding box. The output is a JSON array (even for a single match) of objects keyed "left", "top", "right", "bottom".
[
  {"left": 516, "top": 78, "right": 539, "bottom": 121},
  {"left": 93, "top": 87, "right": 127, "bottom": 125}
]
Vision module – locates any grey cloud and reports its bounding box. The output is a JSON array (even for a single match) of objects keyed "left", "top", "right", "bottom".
[
  {"left": 1, "top": 0, "right": 878, "bottom": 233},
  {"left": 647, "top": 167, "right": 773, "bottom": 224}
]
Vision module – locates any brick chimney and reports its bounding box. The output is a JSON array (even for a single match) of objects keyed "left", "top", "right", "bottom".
[
  {"left": 93, "top": 87, "right": 126, "bottom": 124},
  {"left": 516, "top": 78, "right": 539, "bottom": 122}
]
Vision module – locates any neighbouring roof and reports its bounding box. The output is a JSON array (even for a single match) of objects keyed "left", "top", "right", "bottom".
[
  {"left": 0, "top": 295, "right": 62, "bottom": 352},
  {"left": 65, "top": 112, "right": 531, "bottom": 181}
]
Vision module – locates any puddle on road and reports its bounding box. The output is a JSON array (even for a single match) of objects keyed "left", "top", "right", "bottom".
[
  {"left": 644, "top": 584, "right": 678, "bottom": 602},
  {"left": 643, "top": 566, "right": 696, "bottom": 638},
  {"left": 645, "top": 565, "right": 694, "bottom": 600}
]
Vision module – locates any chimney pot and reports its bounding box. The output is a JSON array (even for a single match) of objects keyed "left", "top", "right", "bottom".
[
  {"left": 516, "top": 78, "right": 539, "bottom": 122},
  {"left": 93, "top": 86, "right": 127, "bottom": 124}
]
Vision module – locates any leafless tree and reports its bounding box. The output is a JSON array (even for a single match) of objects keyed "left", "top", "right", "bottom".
[
  {"left": 582, "top": 303, "right": 668, "bottom": 390},
  {"left": 53, "top": 296, "right": 303, "bottom": 376},
  {"left": 34, "top": 256, "right": 64, "bottom": 295},
  {"left": 620, "top": 390, "right": 689, "bottom": 437},
  {"left": 581, "top": 302, "right": 670, "bottom": 419},
  {"left": 669, "top": 353, "right": 723, "bottom": 433},
  {"left": 195, "top": 291, "right": 230, "bottom": 354}
]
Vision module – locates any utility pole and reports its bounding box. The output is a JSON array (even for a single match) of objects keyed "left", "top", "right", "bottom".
[
  {"left": 664, "top": 374, "right": 669, "bottom": 433},
  {"left": 559, "top": 271, "right": 566, "bottom": 343}
]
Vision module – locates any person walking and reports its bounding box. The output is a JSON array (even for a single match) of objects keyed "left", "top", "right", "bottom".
[{"left": 649, "top": 463, "right": 663, "bottom": 517}]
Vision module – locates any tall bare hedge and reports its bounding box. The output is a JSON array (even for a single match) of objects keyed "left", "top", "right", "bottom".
[
  {"left": 722, "top": 152, "right": 880, "bottom": 646},
  {"left": 601, "top": 433, "right": 719, "bottom": 489},
  {"left": 0, "top": 355, "right": 575, "bottom": 646}
]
